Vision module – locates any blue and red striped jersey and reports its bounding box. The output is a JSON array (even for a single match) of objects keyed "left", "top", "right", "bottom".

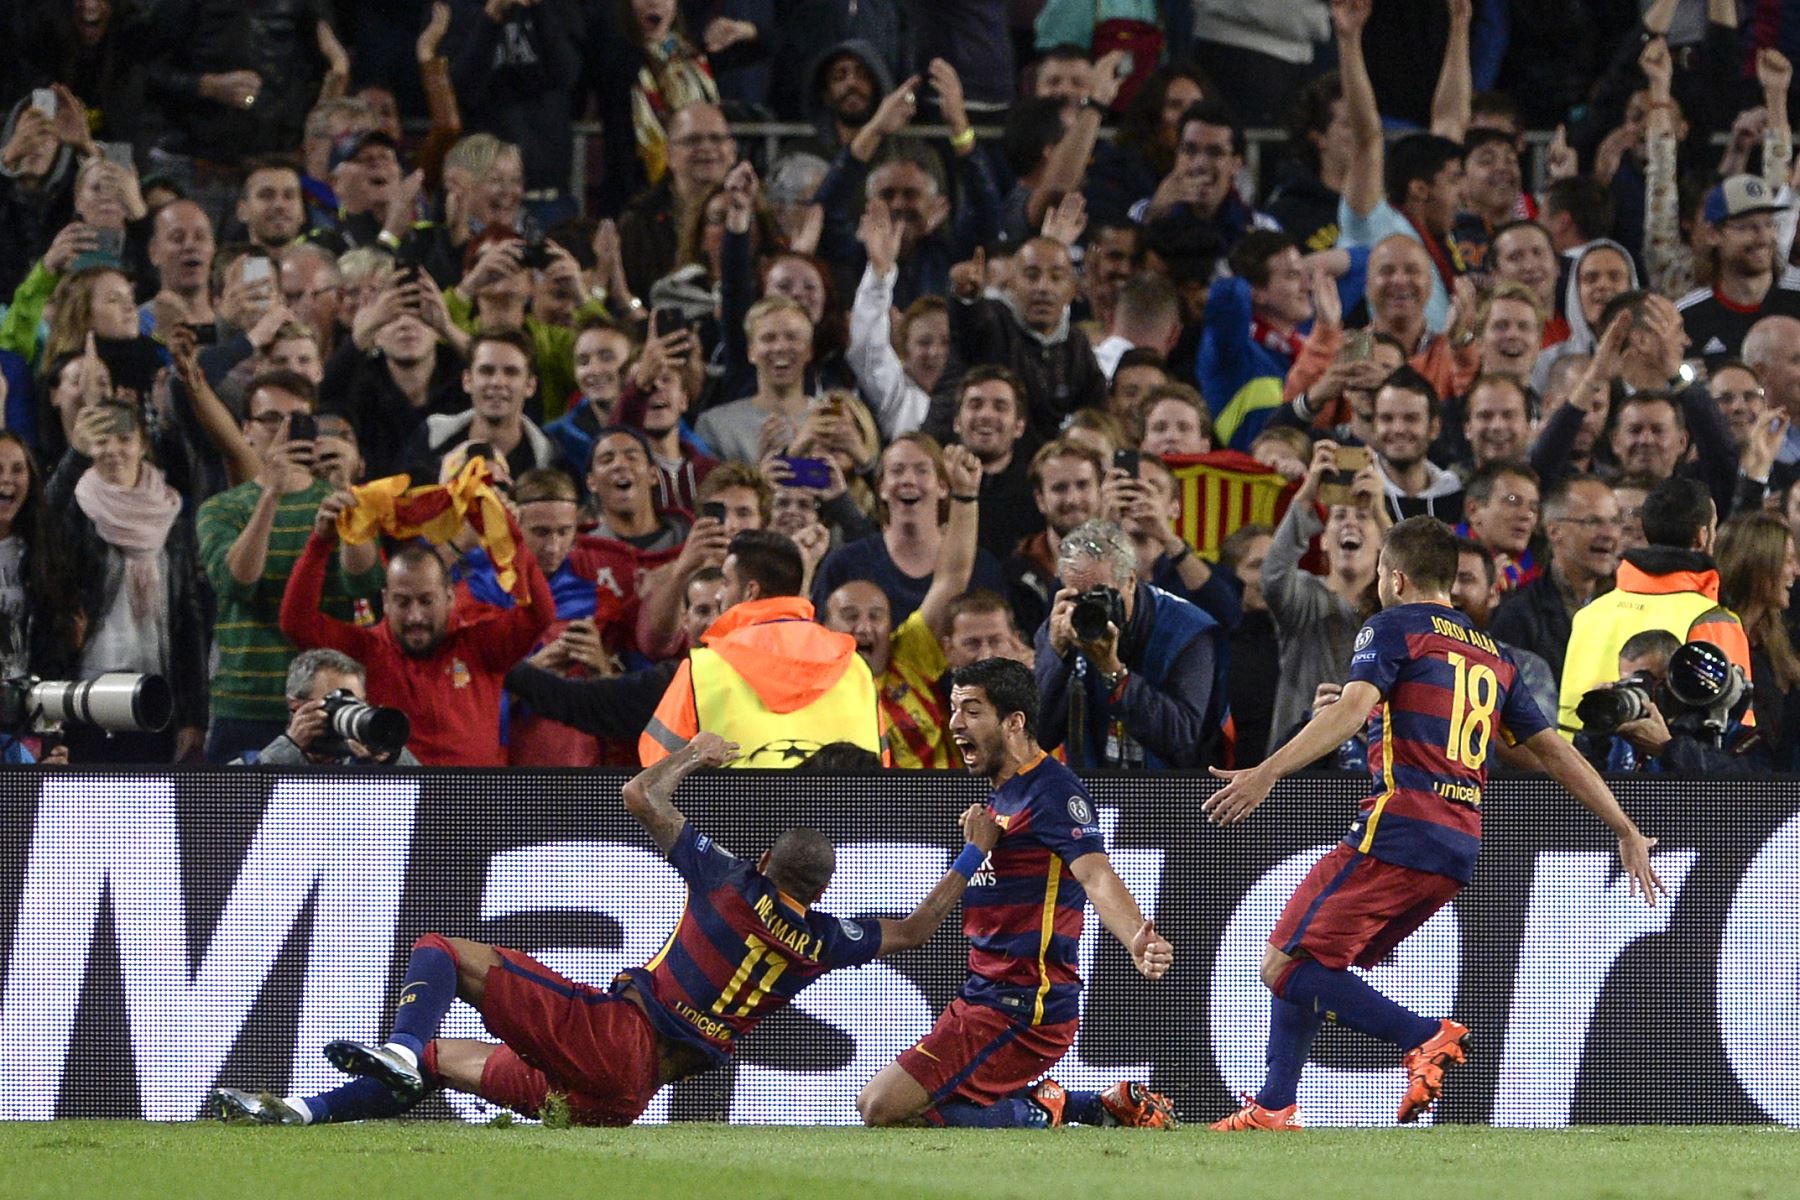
[
  {"left": 617, "top": 823, "right": 883, "bottom": 1061},
  {"left": 961, "top": 754, "right": 1108, "bottom": 1026},
  {"left": 1344, "top": 603, "right": 1550, "bottom": 883}
]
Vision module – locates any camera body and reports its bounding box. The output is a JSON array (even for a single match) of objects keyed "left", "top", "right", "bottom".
[
  {"left": 518, "top": 238, "right": 552, "bottom": 270},
  {"left": 315, "top": 688, "right": 411, "bottom": 759},
  {"left": 1070, "top": 586, "right": 1125, "bottom": 644},
  {"left": 1575, "top": 670, "right": 1657, "bottom": 734}
]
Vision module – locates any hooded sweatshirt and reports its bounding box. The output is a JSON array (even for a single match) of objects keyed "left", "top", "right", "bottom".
[
  {"left": 638, "top": 594, "right": 883, "bottom": 765},
  {"left": 1531, "top": 238, "right": 1640, "bottom": 395},
  {"left": 797, "top": 39, "right": 895, "bottom": 159}
]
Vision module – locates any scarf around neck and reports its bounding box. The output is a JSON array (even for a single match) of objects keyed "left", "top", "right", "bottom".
[{"left": 74, "top": 461, "right": 182, "bottom": 621}]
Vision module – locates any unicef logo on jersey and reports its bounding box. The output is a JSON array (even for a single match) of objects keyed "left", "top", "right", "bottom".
[
  {"left": 838, "top": 918, "right": 865, "bottom": 941},
  {"left": 1354, "top": 626, "right": 1374, "bottom": 652},
  {"left": 1067, "top": 796, "right": 1094, "bottom": 825}
]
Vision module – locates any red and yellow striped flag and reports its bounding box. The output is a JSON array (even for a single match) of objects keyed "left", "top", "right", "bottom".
[{"left": 1163, "top": 450, "right": 1297, "bottom": 560}]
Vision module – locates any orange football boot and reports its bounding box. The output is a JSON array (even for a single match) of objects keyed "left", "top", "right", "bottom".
[
  {"left": 1098, "top": 1081, "right": 1179, "bottom": 1129},
  {"left": 1398, "top": 1019, "right": 1471, "bottom": 1124},
  {"left": 1209, "top": 1095, "right": 1302, "bottom": 1131}
]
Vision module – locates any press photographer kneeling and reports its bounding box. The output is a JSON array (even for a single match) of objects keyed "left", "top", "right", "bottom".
[
  {"left": 1575, "top": 630, "right": 1767, "bottom": 773},
  {"left": 235, "top": 650, "right": 419, "bottom": 766}
]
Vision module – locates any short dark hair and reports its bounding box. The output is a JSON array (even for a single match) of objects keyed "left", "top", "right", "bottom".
[
  {"left": 513, "top": 467, "right": 579, "bottom": 505},
  {"left": 245, "top": 369, "right": 318, "bottom": 412},
  {"left": 1470, "top": 90, "right": 1521, "bottom": 128},
  {"left": 1384, "top": 133, "right": 1464, "bottom": 210},
  {"left": 1113, "top": 347, "right": 1168, "bottom": 378},
  {"left": 469, "top": 327, "right": 537, "bottom": 369},
  {"left": 1378, "top": 365, "right": 1441, "bottom": 419},
  {"left": 1460, "top": 127, "right": 1516, "bottom": 163},
  {"left": 949, "top": 657, "right": 1039, "bottom": 739},
  {"left": 945, "top": 588, "right": 1019, "bottom": 631},
  {"left": 239, "top": 155, "right": 303, "bottom": 195},
  {"left": 1616, "top": 389, "right": 1687, "bottom": 439},
  {"left": 1620, "top": 627, "right": 1681, "bottom": 665},
  {"left": 764, "top": 828, "right": 836, "bottom": 903},
  {"left": 1491, "top": 218, "right": 1553, "bottom": 257},
  {"left": 1382, "top": 516, "right": 1459, "bottom": 594},
  {"left": 1285, "top": 70, "right": 1343, "bottom": 176},
  {"left": 1228, "top": 229, "right": 1298, "bottom": 287},
  {"left": 1177, "top": 98, "right": 1245, "bottom": 157},
  {"left": 798, "top": 742, "right": 883, "bottom": 772},
  {"left": 1597, "top": 288, "right": 1654, "bottom": 336},
  {"left": 1452, "top": 533, "right": 1497, "bottom": 587},
  {"left": 728, "top": 529, "right": 804, "bottom": 598},
  {"left": 1641, "top": 476, "right": 1714, "bottom": 549},
  {"left": 958, "top": 364, "right": 1026, "bottom": 413},
  {"left": 1003, "top": 97, "right": 1068, "bottom": 179},
  {"left": 1113, "top": 271, "right": 1179, "bottom": 331},
  {"left": 1543, "top": 177, "right": 1614, "bottom": 243},
  {"left": 1218, "top": 522, "right": 1273, "bottom": 575},
  {"left": 1464, "top": 458, "right": 1539, "bottom": 505}
]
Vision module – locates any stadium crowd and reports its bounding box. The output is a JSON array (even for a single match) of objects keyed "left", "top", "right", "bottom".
[{"left": 2, "top": 0, "right": 1798, "bottom": 773}]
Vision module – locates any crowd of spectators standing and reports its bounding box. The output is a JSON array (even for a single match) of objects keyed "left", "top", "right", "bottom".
[{"left": 2, "top": 0, "right": 1798, "bottom": 773}]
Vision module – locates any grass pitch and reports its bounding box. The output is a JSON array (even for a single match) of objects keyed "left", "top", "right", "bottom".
[{"left": 1, "top": 1122, "right": 1792, "bottom": 1200}]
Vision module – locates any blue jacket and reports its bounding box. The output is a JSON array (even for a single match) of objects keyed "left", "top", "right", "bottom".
[
  {"left": 1197, "top": 275, "right": 1303, "bottom": 451},
  {"left": 1035, "top": 581, "right": 1229, "bottom": 769}
]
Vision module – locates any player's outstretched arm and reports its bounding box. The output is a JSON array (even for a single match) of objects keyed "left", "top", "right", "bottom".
[
  {"left": 1204, "top": 680, "right": 1380, "bottom": 825},
  {"left": 1520, "top": 728, "right": 1667, "bottom": 906},
  {"left": 1069, "top": 853, "right": 1173, "bottom": 979},
  {"left": 621, "top": 732, "right": 739, "bottom": 854},
  {"left": 879, "top": 805, "right": 1002, "bottom": 954}
]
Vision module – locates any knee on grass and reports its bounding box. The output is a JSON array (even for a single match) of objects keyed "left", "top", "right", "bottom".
[{"left": 855, "top": 1085, "right": 917, "bottom": 1128}]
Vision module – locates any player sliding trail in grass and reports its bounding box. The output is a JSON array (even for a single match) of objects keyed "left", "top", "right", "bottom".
[
  {"left": 856, "top": 658, "right": 1178, "bottom": 1131},
  {"left": 210, "top": 731, "right": 1001, "bottom": 1127},
  {"left": 1203, "top": 517, "right": 1666, "bottom": 1131}
]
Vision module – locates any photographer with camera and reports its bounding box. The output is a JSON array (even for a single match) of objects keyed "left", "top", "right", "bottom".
[
  {"left": 234, "top": 649, "right": 420, "bottom": 766},
  {"left": 1036, "top": 518, "right": 1227, "bottom": 769},
  {"left": 198, "top": 371, "right": 386, "bottom": 763},
  {"left": 1574, "top": 630, "right": 1767, "bottom": 774},
  {"left": 1557, "top": 476, "right": 1757, "bottom": 739}
]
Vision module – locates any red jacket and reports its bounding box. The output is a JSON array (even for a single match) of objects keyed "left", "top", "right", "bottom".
[{"left": 280, "top": 532, "right": 554, "bottom": 765}]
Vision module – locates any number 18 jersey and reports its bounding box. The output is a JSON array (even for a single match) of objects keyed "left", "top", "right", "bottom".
[{"left": 1344, "top": 603, "right": 1550, "bottom": 883}]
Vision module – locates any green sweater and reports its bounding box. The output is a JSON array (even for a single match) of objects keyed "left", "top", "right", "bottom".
[
  {"left": 197, "top": 478, "right": 385, "bottom": 722},
  {"left": 443, "top": 286, "right": 607, "bottom": 425}
]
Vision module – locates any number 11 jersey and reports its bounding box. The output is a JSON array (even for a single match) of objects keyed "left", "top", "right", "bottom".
[{"left": 1343, "top": 603, "right": 1550, "bottom": 884}]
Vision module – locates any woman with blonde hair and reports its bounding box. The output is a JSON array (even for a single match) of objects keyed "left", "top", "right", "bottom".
[{"left": 1717, "top": 510, "right": 1800, "bottom": 768}]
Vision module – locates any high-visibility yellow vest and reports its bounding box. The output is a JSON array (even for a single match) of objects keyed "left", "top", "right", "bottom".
[
  {"left": 689, "top": 646, "right": 883, "bottom": 768},
  {"left": 1558, "top": 585, "right": 1733, "bottom": 739}
]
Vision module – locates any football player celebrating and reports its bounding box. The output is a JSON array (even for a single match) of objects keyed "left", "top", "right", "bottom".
[
  {"left": 211, "top": 732, "right": 1000, "bottom": 1126},
  {"left": 856, "top": 658, "right": 1178, "bottom": 1129},
  {"left": 1205, "top": 517, "right": 1663, "bottom": 1130}
]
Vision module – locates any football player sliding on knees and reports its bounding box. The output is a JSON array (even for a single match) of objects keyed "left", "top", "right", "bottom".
[
  {"left": 1203, "top": 517, "right": 1664, "bottom": 1131},
  {"left": 210, "top": 732, "right": 1002, "bottom": 1127},
  {"left": 856, "top": 658, "right": 1178, "bottom": 1131}
]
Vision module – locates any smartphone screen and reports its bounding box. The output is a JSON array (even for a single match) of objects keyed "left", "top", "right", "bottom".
[
  {"left": 30, "top": 89, "right": 56, "bottom": 116},
  {"left": 241, "top": 257, "right": 273, "bottom": 285}
]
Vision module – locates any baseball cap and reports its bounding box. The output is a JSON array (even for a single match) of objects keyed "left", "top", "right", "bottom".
[
  {"left": 1704, "top": 174, "right": 1784, "bottom": 224},
  {"left": 328, "top": 129, "right": 401, "bottom": 174}
]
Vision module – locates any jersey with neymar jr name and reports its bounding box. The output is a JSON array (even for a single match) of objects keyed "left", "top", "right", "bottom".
[
  {"left": 962, "top": 753, "right": 1109, "bottom": 1026},
  {"left": 1344, "top": 603, "right": 1550, "bottom": 884},
  {"left": 614, "top": 822, "right": 884, "bottom": 1063}
]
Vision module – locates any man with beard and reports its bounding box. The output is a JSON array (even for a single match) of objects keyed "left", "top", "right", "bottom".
[
  {"left": 1007, "top": 439, "right": 1104, "bottom": 639},
  {"left": 618, "top": 103, "right": 738, "bottom": 301},
  {"left": 802, "top": 42, "right": 890, "bottom": 159},
  {"left": 938, "top": 237, "right": 1107, "bottom": 446},
  {"left": 279, "top": 491, "right": 553, "bottom": 766},
  {"left": 1463, "top": 374, "right": 1535, "bottom": 472},
  {"left": 144, "top": 201, "right": 218, "bottom": 333},
  {"left": 813, "top": 60, "right": 1003, "bottom": 308},
  {"left": 1200, "top": 230, "right": 1315, "bottom": 450},
  {"left": 951, "top": 367, "right": 1041, "bottom": 559},
  {"left": 1491, "top": 474, "right": 1619, "bottom": 681},
  {"left": 822, "top": 446, "right": 982, "bottom": 769},
  {"left": 237, "top": 159, "right": 309, "bottom": 255},
  {"left": 1371, "top": 368, "right": 1463, "bottom": 523},
  {"left": 1448, "top": 130, "right": 1524, "bottom": 275},
  {"left": 1678, "top": 176, "right": 1800, "bottom": 365},
  {"left": 1456, "top": 460, "right": 1542, "bottom": 590},
  {"left": 1263, "top": 440, "right": 1389, "bottom": 746},
  {"left": 402, "top": 330, "right": 562, "bottom": 485},
  {"left": 322, "top": 273, "right": 469, "bottom": 478},
  {"left": 857, "top": 656, "right": 1174, "bottom": 1129},
  {"left": 812, "top": 434, "right": 1008, "bottom": 624},
  {"left": 1079, "top": 221, "right": 1144, "bottom": 336}
]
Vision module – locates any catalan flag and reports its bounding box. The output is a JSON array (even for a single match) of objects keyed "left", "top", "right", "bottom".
[{"left": 1163, "top": 450, "right": 1297, "bottom": 560}]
